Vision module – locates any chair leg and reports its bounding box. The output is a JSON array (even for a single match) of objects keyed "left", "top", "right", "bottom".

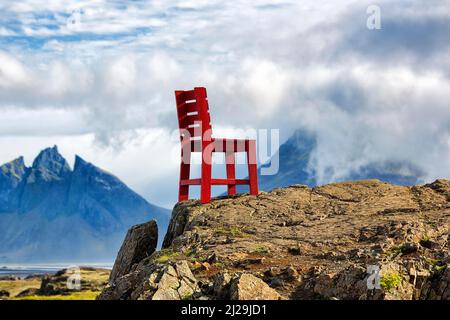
[
  {"left": 179, "top": 152, "right": 190, "bottom": 202},
  {"left": 246, "top": 140, "right": 259, "bottom": 196},
  {"left": 226, "top": 150, "right": 236, "bottom": 195},
  {"left": 201, "top": 146, "right": 212, "bottom": 204}
]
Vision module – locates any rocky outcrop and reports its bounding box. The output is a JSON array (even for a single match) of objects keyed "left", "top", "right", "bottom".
[
  {"left": 229, "top": 274, "right": 281, "bottom": 300},
  {"left": 98, "top": 260, "right": 203, "bottom": 300},
  {"left": 38, "top": 267, "right": 110, "bottom": 296},
  {"left": 109, "top": 220, "right": 158, "bottom": 283},
  {"left": 0, "top": 289, "right": 10, "bottom": 299},
  {"left": 100, "top": 179, "right": 450, "bottom": 300},
  {"left": 419, "top": 266, "right": 450, "bottom": 299},
  {"left": 152, "top": 260, "right": 200, "bottom": 300}
]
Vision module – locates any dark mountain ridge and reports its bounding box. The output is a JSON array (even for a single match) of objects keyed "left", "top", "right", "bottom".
[
  {"left": 257, "top": 129, "right": 424, "bottom": 192},
  {"left": 0, "top": 146, "right": 169, "bottom": 263}
]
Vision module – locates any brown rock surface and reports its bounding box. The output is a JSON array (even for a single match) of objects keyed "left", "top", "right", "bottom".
[
  {"left": 100, "top": 179, "right": 450, "bottom": 300},
  {"left": 230, "top": 273, "right": 281, "bottom": 300},
  {"left": 0, "top": 289, "right": 10, "bottom": 299},
  {"left": 109, "top": 220, "right": 158, "bottom": 283}
]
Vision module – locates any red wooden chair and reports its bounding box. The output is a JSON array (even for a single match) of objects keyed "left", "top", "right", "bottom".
[{"left": 175, "top": 87, "right": 258, "bottom": 204}]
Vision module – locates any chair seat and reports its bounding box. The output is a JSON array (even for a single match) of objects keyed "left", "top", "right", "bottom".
[
  {"left": 180, "top": 178, "right": 250, "bottom": 186},
  {"left": 184, "top": 137, "right": 255, "bottom": 152}
]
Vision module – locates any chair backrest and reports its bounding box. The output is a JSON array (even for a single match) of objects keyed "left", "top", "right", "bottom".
[{"left": 175, "top": 87, "right": 212, "bottom": 142}]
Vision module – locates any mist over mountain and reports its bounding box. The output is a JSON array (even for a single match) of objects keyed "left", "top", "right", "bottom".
[
  {"left": 0, "top": 146, "right": 169, "bottom": 263},
  {"left": 257, "top": 130, "right": 424, "bottom": 191}
]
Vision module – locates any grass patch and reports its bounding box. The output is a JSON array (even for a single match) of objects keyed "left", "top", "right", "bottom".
[
  {"left": 189, "top": 256, "right": 207, "bottom": 263},
  {"left": 424, "top": 257, "right": 446, "bottom": 272},
  {"left": 1, "top": 268, "right": 110, "bottom": 300},
  {"left": 425, "top": 257, "right": 438, "bottom": 266},
  {"left": 182, "top": 293, "right": 193, "bottom": 300},
  {"left": 421, "top": 234, "right": 431, "bottom": 242},
  {"left": 154, "top": 249, "right": 180, "bottom": 264},
  {"left": 78, "top": 268, "right": 110, "bottom": 283},
  {"left": 254, "top": 245, "right": 269, "bottom": 255},
  {"left": 213, "top": 226, "right": 249, "bottom": 237},
  {"left": 213, "top": 262, "right": 225, "bottom": 269},
  {"left": 12, "top": 290, "right": 100, "bottom": 300},
  {"left": 435, "top": 265, "right": 446, "bottom": 272},
  {"left": 385, "top": 245, "right": 405, "bottom": 258},
  {"left": 186, "top": 248, "right": 197, "bottom": 257},
  {"left": 187, "top": 249, "right": 207, "bottom": 263},
  {"left": 380, "top": 273, "right": 402, "bottom": 292},
  {"left": 0, "top": 279, "right": 41, "bottom": 298}
]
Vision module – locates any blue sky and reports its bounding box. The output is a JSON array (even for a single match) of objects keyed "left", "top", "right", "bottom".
[{"left": 0, "top": 0, "right": 450, "bottom": 208}]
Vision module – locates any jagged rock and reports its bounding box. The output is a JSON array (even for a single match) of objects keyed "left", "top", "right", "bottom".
[
  {"left": 15, "top": 288, "right": 40, "bottom": 297},
  {"left": 152, "top": 287, "right": 179, "bottom": 300},
  {"left": 0, "top": 275, "right": 20, "bottom": 281},
  {"left": 288, "top": 246, "right": 301, "bottom": 255},
  {"left": 425, "top": 179, "right": 450, "bottom": 195},
  {"left": 420, "top": 267, "right": 450, "bottom": 299},
  {"left": 99, "top": 179, "right": 450, "bottom": 300},
  {"left": 229, "top": 273, "right": 281, "bottom": 300},
  {"left": 419, "top": 239, "right": 437, "bottom": 249},
  {"left": 213, "top": 273, "right": 233, "bottom": 299},
  {"left": 307, "top": 265, "right": 374, "bottom": 300},
  {"left": 99, "top": 259, "right": 201, "bottom": 300},
  {"left": 162, "top": 202, "right": 194, "bottom": 248},
  {"left": 176, "top": 260, "right": 198, "bottom": 286},
  {"left": 152, "top": 266, "right": 180, "bottom": 300},
  {"left": 152, "top": 261, "right": 200, "bottom": 300},
  {"left": 282, "top": 266, "right": 299, "bottom": 281},
  {"left": 98, "top": 265, "right": 156, "bottom": 300},
  {"left": 0, "top": 289, "right": 9, "bottom": 299},
  {"left": 402, "top": 242, "right": 418, "bottom": 255},
  {"left": 24, "top": 274, "right": 46, "bottom": 280},
  {"left": 109, "top": 220, "right": 158, "bottom": 283}
]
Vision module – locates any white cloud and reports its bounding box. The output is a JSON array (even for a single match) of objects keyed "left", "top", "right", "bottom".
[
  {"left": 0, "top": 27, "right": 16, "bottom": 36},
  {"left": 0, "top": 0, "right": 450, "bottom": 206},
  {"left": 0, "top": 52, "right": 31, "bottom": 88}
]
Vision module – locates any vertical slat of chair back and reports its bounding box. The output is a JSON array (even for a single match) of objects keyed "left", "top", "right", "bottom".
[
  {"left": 175, "top": 88, "right": 212, "bottom": 142},
  {"left": 194, "top": 87, "right": 212, "bottom": 141},
  {"left": 175, "top": 90, "right": 200, "bottom": 140}
]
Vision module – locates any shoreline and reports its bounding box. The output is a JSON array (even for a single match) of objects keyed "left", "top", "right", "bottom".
[{"left": 0, "top": 263, "right": 113, "bottom": 279}]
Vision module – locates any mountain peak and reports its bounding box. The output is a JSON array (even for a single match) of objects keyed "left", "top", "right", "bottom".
[
  {"left": 74, "top": 155, "right": 114, "bottom": 178},
  {"left": 74, "top": 154, "right": 89, "bottom": 170},
  {"left": 0, "top": 146, "right": 170, "bottom": 263},
  {"left": 0, "top": 156, "right": 27, "bottom": 181},
  {"left": 31, "top": 145, "right": 71, "bottom": 179},
  {"left": 12, "top": 155, "right": 25, "bottom": 165},
  {"left": 6, "top": 156, "right": 25, "bottom": 169}
]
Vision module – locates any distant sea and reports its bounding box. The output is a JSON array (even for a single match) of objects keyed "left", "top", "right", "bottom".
[{"left": 0, "top": 263, "right": 113, "bottom": 279}]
